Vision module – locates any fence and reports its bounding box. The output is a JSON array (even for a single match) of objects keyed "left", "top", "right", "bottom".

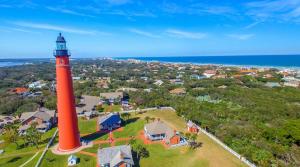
[{"left": 35, "top": 129, "right": 58, "bottom": 167}]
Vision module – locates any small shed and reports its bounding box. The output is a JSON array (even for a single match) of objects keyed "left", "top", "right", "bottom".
[{"left": 68, "top": 155, "right": 79, "bottom": 166}]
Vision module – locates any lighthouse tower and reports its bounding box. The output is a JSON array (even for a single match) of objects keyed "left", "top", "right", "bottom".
[{"left": 54, "top": 33, "right": 81, "bottom": 151}]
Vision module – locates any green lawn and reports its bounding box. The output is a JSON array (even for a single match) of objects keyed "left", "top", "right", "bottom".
[
  {"left": 103, "top": 104, "right": 121, "bottom": 112},
  {"left": 114, "top": 118, "right": 145, "bottom": 138},
  {"left": 24, "top": 151, "right": 42, "bottom": 167},
  {"left": 40, "top": 151, "right": 68, "bottom": 167},
  {"left": 140, "top": 143, "right": 209, "bottom": 167},
  {"left": 0, "top": 153, "right": 34, "bottom": 167},
  {"left": 78, "top": 118, "right": 97, "bottom": 134},
  {"left": 141, "top": 110, "right": 246, "bottom": 167},
  {"left": 40, "top": 150, "right": 96, "bottom": 167},
  {"left": 0, "top": 127, "right": 56, "bottom": 156}
]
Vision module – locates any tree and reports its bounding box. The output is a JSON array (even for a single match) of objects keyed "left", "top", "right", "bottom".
[
  {"left": 128, "top": 137, "right": 136, "bottom": 145},
  {"left": 185, "top": 132, "right": 191, "bottom": 141},
  {"left": 190, "top": 134, "right": 197, "bottom": 142},
  {"left": 3, "top": 124, "right": 19, "bottom": 148},
  {"left": 24, "top": 122, "right": 42, "bottom": 149},
  {"left": 44, "top": 96, "right": 57, "bottom": 110},
  {"left": 144, "top": 116, "right": 150, "bottom": 123},
  {"left": 121, "top": 113, "right": 130, "bottom": 123},
  {"left": 133, "top": 144, "right": 149, "bottom": 159}
]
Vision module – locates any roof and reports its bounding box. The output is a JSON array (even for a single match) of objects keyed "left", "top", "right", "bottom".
[
  {"left": 203, "top": 70, "right": 217, "bottom": 74},
  {"left": 100, "top": 92, "right": 123, "bottom": 99},
  {"left": 144, "top": 120, "right": 176, "bottom": 142},
  {"left": 76, "top": 95, "right": 100, "bottom": 113},
  {"left": 98, "top": 113, "right": 121, "bottom": 125},
  {"left": 68, "top": 155, "right": 78, "bottom": 161},
  {"left": 56, "top": 33, "right": 66, "bottom": 43},
  {"left": 187, "top": 120, "right": 199, "bottom": 128},
  {"left": 169, "top": 88, "right": 186, "bottom": 95},
  {"left": 13, "top": 87, "right": 29, "bottom": 94},
  {"left": 20, "top": 107, "right": 55, "bottom": 124},
  {"left": 97, "top": 145, "right": 134, "bottom": 166},
  {"left": 116, "top": 88, "right": 138, "bottom": 92}
]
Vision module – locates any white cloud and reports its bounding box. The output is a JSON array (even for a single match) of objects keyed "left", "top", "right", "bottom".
[
  {"left": 245, "top": 0, "right": 300, "bottom": 21},
  {"left": 162, "top": 2, "right": 235, "bottom": 16},
  {"left": 11, "top": 28, "right": 40, "bottom": 34},
  {"left": 46, "top": 7, "right": 96, "bottom": 18},
  {"left": 11, "top": 21, "right": 108, "bottom": 35},
  {"left": 129, "top": 28, "right": 160, "bottom": 38},
  {"left": 244, "top": 21, "right": 262, "bottom": 29},
  {"left": 227, "top": 34, "right": 254, "bottom": 40},
  {"left": 166, "top": 29, "right": 206, "bottom": 39}
]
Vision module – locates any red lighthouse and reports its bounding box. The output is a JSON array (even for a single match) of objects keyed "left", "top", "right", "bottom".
[{"left": 54, "top": 33, "right": 81, "bottom": 151}]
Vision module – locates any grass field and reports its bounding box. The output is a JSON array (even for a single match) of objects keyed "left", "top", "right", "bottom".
[
  {"left": 114, "top": 118, "right": 145, "bottom": 138},
  {"left": 142, "top": 110, "right": 246, "bottom": 167},
  {"left": 0, "top": 127, "right": 57, "bottom": 167},
  {"left": 22, "top": 109, "right": 246, "bottom": 167},
  {"left": 40, "top": 151, "right": 96, "bottom": 167},
  {"left": 102, "top": 104, "right": 121, "bottom": 112},
  {"left": 78, "top": 118, "right": 97, "bottom": 134},
  {"left": 0, "top": 153, "right": 34, "bottom": 167}
]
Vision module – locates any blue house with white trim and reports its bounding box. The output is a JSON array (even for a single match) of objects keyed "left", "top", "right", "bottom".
[{"left": 98, "top": 113, "right": 121, "bottom": 131}]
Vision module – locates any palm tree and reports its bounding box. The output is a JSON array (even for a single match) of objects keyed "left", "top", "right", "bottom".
[{"left": 144, "top": 116, "right": 150, "bottom": 123}]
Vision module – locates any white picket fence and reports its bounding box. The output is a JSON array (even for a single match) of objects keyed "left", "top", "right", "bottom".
[{"left": 35, "top": 129, "right": 58, "bottom": 167}]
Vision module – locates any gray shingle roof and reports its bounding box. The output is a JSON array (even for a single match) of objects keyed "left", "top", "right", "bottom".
[
  {"left": 144, "top": 120, "right": 176, "bottom": 142},
  {"left": 100, "top": 92, "right": 123, "bottom": 99},
  {"left": 76, "top": 95, "right": 100, "bottom": 113},
  {"left": 97, "top": 145, "right": 134, "bottom": 166},
  {"left": 20, "top": 108, "right": 55, "bottom": 123}
]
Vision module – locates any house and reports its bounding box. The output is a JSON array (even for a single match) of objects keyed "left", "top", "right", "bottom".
[
  {"left": 169, "top": 79, "right": 184, "bottom": 85},
  {"left": 169, "top": 88, "right": 186, "bottom": 96},
  {"left": 100, "top": 92, "right": 123, "bottom": 104},
  {"left": 84, "top": 110, "right": 98, "bottom": 120},
  {"left": 140, "top": 76, "right": 149, "bottom": 81},
  {"left": 28, "top": 80, "right": 47, "bottom": 89},
  {"left": 154, "top": 80, "right": 164, "bottom": 86},
  {"left": 19, "top": 107, "right": 56, "bottom": 133},
  {"left": 187, "top": 120, "right": 200, "bottom": 133},
  {"left": 190, "top": 74, "right": 206, "bottom": 80},
  {"left": 68, "top": 155, "right": 79, "bottom": 166},
  {"left": 203, "top": 70, "right": 217, "bottom": 78},
  {"left": 72, "top": 77, "right": 81, "bottom": 80},
  {"left": 116, "top": 87, "right": 138, "bottom": 92},
  {"left": 76, "top": 95, "right": 100, "bottom": 117},
  {"left": 98, "top": 112, "right": 121, "bottom": 131},
  {"left": 97, "top": 145, "right": 134, "bottom": 167},
  {"left": 0, "top": 115, "right": 17, "bottom": 129},
  {"left": 144, "top": 120, "right": 183, "bottom": 146},
  {"left": 10, "top": 87, "right": 29, "bottom": 95}
]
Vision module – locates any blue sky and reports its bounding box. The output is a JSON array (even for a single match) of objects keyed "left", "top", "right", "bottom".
[{"left": 0, "top": 0, "right": 300, "bottom": 58}]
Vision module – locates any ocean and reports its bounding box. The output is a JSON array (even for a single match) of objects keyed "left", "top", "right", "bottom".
[
  {"left": 0, "top": 59, "right": 52, "bottom": 67},
  {"left": 119, "top": 55, "right": 300, "bottom": 69},
  {"left": 1, "top": 55, "right": 300, "bottom": 69}
]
